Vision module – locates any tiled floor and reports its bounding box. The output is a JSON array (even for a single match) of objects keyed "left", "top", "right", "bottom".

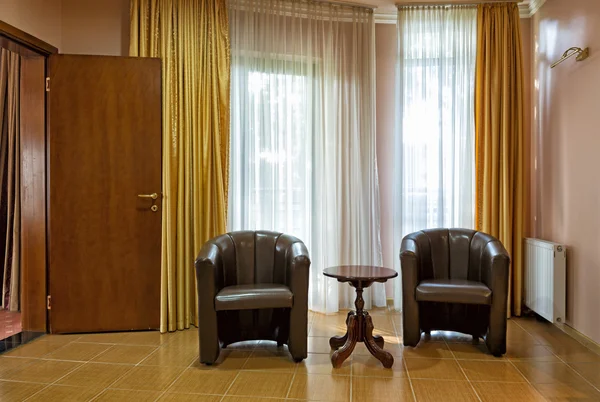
[
  {"left": 1, "top": 308, "right": 600, "bottom": 401},
  {"left": 0, "top": 310, "right": 22, "bottom": 341}
]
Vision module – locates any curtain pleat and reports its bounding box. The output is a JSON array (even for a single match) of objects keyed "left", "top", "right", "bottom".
[
  {"left": 228, "top": 0, "right": 384, "bottom": 313},
  {"left": 475, "top": 3, "right": 525, "bottom": 316},
  {"left": 0, "top": 48, "right": 21, "bottom": 312},
  {"left": 394, "top": 6, "right": 477, "bottom": 310},
  {"left": 130, "top": 0, "right": 231, "bottom": 332}
]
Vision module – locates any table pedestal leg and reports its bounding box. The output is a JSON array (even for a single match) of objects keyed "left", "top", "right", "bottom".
[{"left": 329, "top": 281, "right": 394, "bottom": 368}]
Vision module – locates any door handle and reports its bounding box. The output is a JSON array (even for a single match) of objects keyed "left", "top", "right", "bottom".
[{"left": 138, "top": 193, "right": 159, "bottom": 200}]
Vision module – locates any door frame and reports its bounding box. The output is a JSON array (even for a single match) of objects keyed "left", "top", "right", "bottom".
[{"left": 0, "top": 20, "right": 58, "bottom": 333}]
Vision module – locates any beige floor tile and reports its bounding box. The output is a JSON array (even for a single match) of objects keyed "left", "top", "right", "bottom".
[
  {"left": 242, "top": 349, "right": 298, "bottom": 372},
  {"left": 140, "top": 344, "right": 198, "bottom": 367},
  {"left": 75, "top": 332, "right": 129, "bottom": 344},
  {"left": 350, "top": 354, "right": 406, "bottom": 378},
  {"left": 472, "top": 381, "right": 546, "bottom": 402},
  {"left": 351, "top": 376, "right": 413, "bottom": 401},
  {"left": 0, "top": 357, "right": 35, "bottom": 379},
  {"left": 513, "top": 361, "right": 591, "bottom": 384},
  {"left": 505, "top": 343, "right": 559, "bottom": 362},
  {"left": 308, "top": 336, "right": 334, "bottom": 354},
  {"left": 405, "top": 358, "right": 466, "bottom": 380},
  {"left": 56, "top": 362, "right": 133, "bottom": 388},
  {"left": 92, "top": 345, "right": 157, "bottom": 364},
  {"left": 506, "top": 321, "right": 541, "bottom": 345},
  {"left": 110, "top": 365, "right": 185, "bottom": 391},
  {"left": 168, "top": 369, "right": 237, "bottom": 395},
  {"left": 288, "top": 373, "right": 351, "bottom": 401},
  {"left": 411, "top": 379, "right": 478, "bottom": 402},
  {"left": 26, "top": 384, "right": 104, "bottom": 402},
  {"left": 44, "top": 342, "right": 112, "bottom": 361},
  {"left": 40, "top": 334, "right": 82, "bottom": 344},
  {"left": 118, "top": 331, "right": 173, "bottom": 346},
  {"left": 549, "top": 342, "right": 600, "bottom": 363},
  {"left": 159, "top": 393, "right": 222, "bottom": 402},
  {"left": 296, "top": 353, "right": 351, "bottom": 376},
  {"left": 222, "top": 397, "right": 287, "bottom": 402},
  {"left": 226, "top": 371, "right": 292, "bottom": 398},
  {"left": 370, "top": 314, "right": 396, "bottom": 332},
  {"left": 4, "top": 359, "right": 81, "bottom": 383},
  {"left": 166, "top": 329, "right": 199, "bottom": 349},
  {"left": 226, "top": 341, "right": 262, "bottom": 351},
  {"left": 459, "top": 360, "right": 526, "bottom": 382},
  {"left": 192, "top": 350, "right": 250, "bottom": 371},
  {"left": 533, "top": 381, "right": 600, "bottom": 401},
  {"left": 440, "top": 331, "right": 476, "bottom": 343},
  {"left": 3, "top": 340, "right": 64, "bottom": 358},
  {"left": 93, "top": 388, "right": 163, "bottom": 401},
  {"left": 569, "top": 362, "right": 600, "bottom": 387},
  {"left": 448, "top": 343, "right": 499, "bottom": 360},
  {"left": 310, "top": 321, "right": 348, "bottom": 337},
  {"left": 402, "top": 341, "right": 454, "bottom": 359},
  {"left": 0, "top": 380, "right": 46, "bottom": 402}
]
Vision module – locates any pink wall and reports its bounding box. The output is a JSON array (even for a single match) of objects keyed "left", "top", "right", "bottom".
[
  {"left": 375, "top": 23, "right": 397, "bottom": 297},
  {"left": 531, "top": 0, "right": 600, "bottom": 343},
  {"left": 60, "top": 0, "right": 129, "bottom": 56},
  {"left": 0, "top": 0, "right": 62, "bottom": 49}
]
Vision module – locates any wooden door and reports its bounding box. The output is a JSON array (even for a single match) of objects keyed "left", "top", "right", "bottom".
[{"left": 47, "top": 55, "right": 162, "bottom": 333}]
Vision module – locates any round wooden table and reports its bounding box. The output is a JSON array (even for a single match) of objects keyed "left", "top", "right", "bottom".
[{"left": 323, "top": 265, "right": 398, "bottom": 368}]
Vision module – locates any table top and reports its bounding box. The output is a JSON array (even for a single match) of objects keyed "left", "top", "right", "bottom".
[{"left": 323, "top": 265, "right": 398, "bottom": 281}]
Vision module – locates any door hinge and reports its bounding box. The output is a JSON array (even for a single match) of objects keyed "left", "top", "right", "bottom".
[
  {"left": 45, "top": 77, "right": 50, "bottom": 92},
  {"left": 47, "top": 295, "right": 51, "bottom": 310}
]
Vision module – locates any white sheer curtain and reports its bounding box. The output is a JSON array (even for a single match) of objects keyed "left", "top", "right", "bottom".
[
  {"left": 229, "top": 0, "right": 384, "bottom": 313},
  {"left": 393, "top": 6, "right": 477, "bottom": 310}
]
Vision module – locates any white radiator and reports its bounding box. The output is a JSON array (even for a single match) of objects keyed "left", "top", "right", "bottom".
[{"left": 524, "top": 238, "right": 567, "bottom": 323}]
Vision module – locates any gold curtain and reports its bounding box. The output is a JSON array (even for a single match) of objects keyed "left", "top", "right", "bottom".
[
  {"left": 0, "top": 48, "right": 21, "bottom": 312},
  {"left": 129, "top": 0, "right": 231, "bottom": 332},
  {"left": 475, "top": 3, "right": 525, "bottom": 316}
]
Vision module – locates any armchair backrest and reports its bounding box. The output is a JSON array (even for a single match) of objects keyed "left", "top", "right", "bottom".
[
  {"left": 402, "top": 228, "right": 501, "bottom": 282},
  {"left": 207, "top": 230, "right": 301, "bottom": 287}
]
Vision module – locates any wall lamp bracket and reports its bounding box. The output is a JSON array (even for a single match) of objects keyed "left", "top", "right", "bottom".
[{"left": 551, "top": 47, "right": 590, "bottom": 69}]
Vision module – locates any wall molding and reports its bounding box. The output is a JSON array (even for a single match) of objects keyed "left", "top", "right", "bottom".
[
  {"left": 557, "top": 323, "right": 600, "bottom": 357},
  {"left": 375, "top": 0, "right": 546, "bottom": 23}
]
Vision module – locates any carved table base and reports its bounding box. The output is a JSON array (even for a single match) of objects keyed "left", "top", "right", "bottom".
[{"left": 329, "top": 284, "right": 394, "bottom": 369}]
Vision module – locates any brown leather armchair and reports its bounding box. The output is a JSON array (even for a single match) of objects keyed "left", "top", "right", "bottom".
[
  {"left": 195, "top": 230, "right": 310, "bottom": 364},
  {"left": 400, "top": 229, "right": 510, "bottom": 356}
]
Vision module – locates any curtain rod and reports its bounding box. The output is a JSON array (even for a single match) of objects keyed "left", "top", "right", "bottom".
[
  {"left": 233, "top": 0, "right": 376, "bottom": 10},
  {"left": 318, "top": 0, "right": 376, "bottom": 9},
  {"left": 396, "top": 0, "right": 519, "bottom": 7}
]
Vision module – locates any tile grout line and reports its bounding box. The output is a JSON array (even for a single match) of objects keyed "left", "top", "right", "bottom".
[
  {"left": 445, "top": 337, "right": 483, "bottom": 402},
  {"left": 402, "top": 352, "right": 417, "bottom": 402},
  {"left": 12, "top": 337, "right": 96, "bottom": 402},
  {"left": 219, "top": 370, "right": 242, "bottom": 402},
  {"left": 512, "top": 319, "right": 600, "bottom": 394},
  {"left": 152, "top": 357, "right": 197, "bottom": 402},
  {"left": 391, "top": 310, "right": 417, "bottom": 402},
  {"left": 284, "top": 361, "right": 298, "bottom": 399}
]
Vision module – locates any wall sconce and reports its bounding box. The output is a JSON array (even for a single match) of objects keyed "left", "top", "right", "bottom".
[{"left": 551, "top": 47, "right": 590, "bottom": 68}]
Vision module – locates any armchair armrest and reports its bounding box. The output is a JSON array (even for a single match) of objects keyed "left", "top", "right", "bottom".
[
  {"left": 284, "top": 240, "right": 310, "bottom": 361},
  {"left": 400, "top": 237, "right": 422, "bottom": 347},
  {"left": 195, "top": 241, "right": 223, "bottom": 364},
  {"left": 480, "top": 240, "right": 510, "bottom": 298},
  {"left": 285, "top": 241, "right": 311, "bottom": 293},
  {"left": 480, "top": 239, "right": 510, "bottom": 356}
]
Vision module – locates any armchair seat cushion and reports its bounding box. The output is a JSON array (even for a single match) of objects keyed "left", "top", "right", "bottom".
[
  {"left": 215, "top": 284, "right": 294, "bottom": 311},
  {"left": 416, "top": 279, "right": 492, "bottom": 305}
]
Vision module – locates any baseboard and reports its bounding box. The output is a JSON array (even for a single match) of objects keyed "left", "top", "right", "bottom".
[{"left": 556, "top": 322, "right": 600, "bottom": 356}]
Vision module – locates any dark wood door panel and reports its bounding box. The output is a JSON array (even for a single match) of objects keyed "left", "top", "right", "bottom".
[{"left": 48, "top": 55, "right": 162, "bottom": 333}]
